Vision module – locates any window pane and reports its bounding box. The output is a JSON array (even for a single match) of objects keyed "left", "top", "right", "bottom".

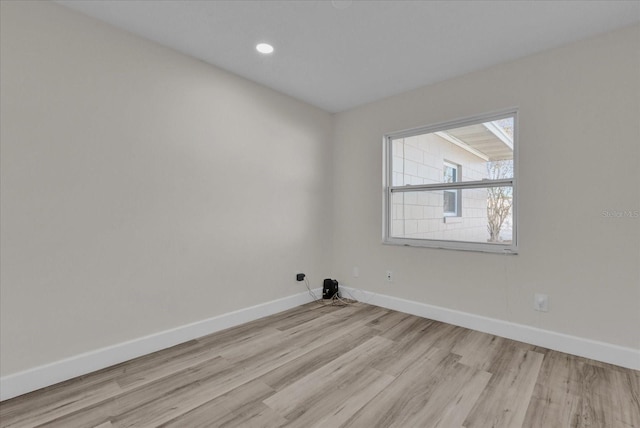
[
  {"left": 443, "top": 165, "right": 456, "bottom": 183},
  {"left": 390, "top": 187, "right": 513, "bottom": 244},
  {"left": 391, "top": 117, "right": 514, "bottom": 186},
  {"left": 443, "top": 190, "right": 457, "bottom": 214}
]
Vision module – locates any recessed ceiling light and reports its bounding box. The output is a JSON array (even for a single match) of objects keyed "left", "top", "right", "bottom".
[{"left": 256, "top": 43, "right": 274, "bottom": 54}]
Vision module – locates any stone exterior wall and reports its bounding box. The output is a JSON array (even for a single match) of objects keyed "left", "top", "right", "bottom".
[{"left": 391, "top": 133, "right": 493, "bottom": 242}]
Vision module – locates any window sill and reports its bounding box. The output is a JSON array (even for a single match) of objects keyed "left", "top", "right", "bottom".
[
  {"left": 443, "top": 216, "right": 463, "bottom": 224},
  {"left": 382, "top": 239, "right": 518, "bottom": 255}
]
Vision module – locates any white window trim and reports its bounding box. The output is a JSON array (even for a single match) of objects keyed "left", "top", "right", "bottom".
[
  {"left": 382, "top": 109, "right": 518, "bottom": 254},
  {"left": 443, "top": 161, "right": 460, "bottom": 217}
]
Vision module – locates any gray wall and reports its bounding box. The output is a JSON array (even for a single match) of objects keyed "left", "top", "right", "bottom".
[
  {"left": 0, "top": 1, "right": 333, "bottom": 376},
  {"left": 331, "top": 24, "right": 640, "bottom": 350}
]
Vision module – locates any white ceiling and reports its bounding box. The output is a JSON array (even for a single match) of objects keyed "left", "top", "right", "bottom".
[{"left": 55, "top": 0, "right": 640, "bottom": 113}]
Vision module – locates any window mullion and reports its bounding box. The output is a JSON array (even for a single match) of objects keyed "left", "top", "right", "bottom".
[{"left": 390, "top": 178, "right": 513, "bottom": 193}]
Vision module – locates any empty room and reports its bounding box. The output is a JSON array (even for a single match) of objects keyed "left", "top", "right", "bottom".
[{"left": 1, "top": 1, "right": 639, "bottom": 427}]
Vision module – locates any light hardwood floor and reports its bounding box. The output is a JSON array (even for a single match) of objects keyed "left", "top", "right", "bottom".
[{"left": 1, "top": 302, "right": 639, "bottom": 427}]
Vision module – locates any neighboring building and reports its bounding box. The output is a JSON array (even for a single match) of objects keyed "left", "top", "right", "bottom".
[{"left": 391, "top": 120, "right": 514, "bottom": 243}]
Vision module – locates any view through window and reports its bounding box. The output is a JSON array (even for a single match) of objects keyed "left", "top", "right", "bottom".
[{"left": 384, "top": 112, "right": 517, "bottom": 253}]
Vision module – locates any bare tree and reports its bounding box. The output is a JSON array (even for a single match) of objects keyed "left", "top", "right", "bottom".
[{"left": 486, "top": 160, "right": 513, "bottom": 242}]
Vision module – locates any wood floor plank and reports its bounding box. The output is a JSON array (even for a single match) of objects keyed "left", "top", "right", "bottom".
[
  {"left": 573, "top": 362, "right": 640, "bottom": 428},
  {"left": 4, "top": 338, "right": 232, "bottom": 427},
  {"left": 0, "top": 380, "right": 123, "bottom": 428},
  {"left": 2, "top": 302, "right": 638, "bottom": 428},
  {"left": 423, "top": 321, "right": 473, "bottom": 353},
  {"left": 370, "top": 327, "right": 447, "bottom": 377},
  {"left": 193, "top": 303, "right": 323, "bottom": 349},
  {"left": 453, "top": 329, "right": 510, "bottom": 371},
  {"left": 464, "top": 348, "right": 545, "bottom": 428},
  {"left": 289, "top": 368, "right": 395, "bottom": 428},
  {"left": 257, "top": 324, "right": 378, "bottom": 391},
  {"left": 107, "top": 308, "right": 381, "bottom": 427},
  {"left": 609, "top": 367, "right": 640, "bottom": 427},
  {"left": 214, "top": 326, "right": 285, "bottom": 361},
  {"left": 428, "top": 367, "right": 493, "bottom": 428},
  {"left": 522, "top": 350, "right": 585, "bottom": 428},
  {"left": 381, "top": 361, "right": 492, "bottom": 428},
  {"left": 113, "top": 377, "right": 276, "bottom": 427},
  {"left": 220, "top": 404, "right": 287, "bottom": 428},
  {"left": 268, "top": 303, "right": 346, "bottom": 331},
  {"left": 36, "top": 356, "right": 234, "bottom": 428},
  {"left": 216, "top": 403, "right": 288, "bottom": 428},
  {"left": 366, "top": 309, "right": 411, "bottom": 332},
  {"left": 218, "top": 307, "right": 384, "bottom": 383},
  {"left": 0, "top": 338, "right": 207, "bottom": 428},
  {"left": 114, "top": 341, "right": 230, "bottom": 390},
  {"left": 325, "top": 302, "right": 388, "bottom": 323},
  {"left": 341, "top": 347, "right": 458, "bottom": 427},
  {"left": 378, "top": 314, "right": 434, "bottom": 343},
  {"left": 263, "top": 335, "right": 395, "bottom": 419},
  {"left": 158, "top": 380, "right": 277, "bottom": 428}
]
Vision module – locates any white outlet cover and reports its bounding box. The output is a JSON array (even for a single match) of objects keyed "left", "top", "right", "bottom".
[{"left": 534, "top": 293, "right": 549, "bottom": 312}]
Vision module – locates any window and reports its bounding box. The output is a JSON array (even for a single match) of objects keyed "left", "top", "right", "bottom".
[
  {"left": 383, "top": 111, "right": 517, "bottom": 253},
  {"left": 443, "top": 162, "right": 460, "bottom": 216}
]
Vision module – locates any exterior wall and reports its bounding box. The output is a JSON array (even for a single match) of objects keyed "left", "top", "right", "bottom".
[{"left": 391, "top": 134, "right": 490, "bottom": 242}]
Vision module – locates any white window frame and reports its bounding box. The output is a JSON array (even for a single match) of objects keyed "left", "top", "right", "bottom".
[
  {"left": 382, "top": 109, "right": 518, "bottom": 254},
  {"left": 442, "top": 161, "right": 460, "bottom": 217}
]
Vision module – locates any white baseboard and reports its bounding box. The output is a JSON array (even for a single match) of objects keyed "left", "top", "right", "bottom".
[
  {"left": 0, "top": 288, "right": 320, "bottom": 401},
  {"left": 3, "top": 286, "right": 637, "bottom": 401},
  {"left": 342, "top": 286, "right": 640, "bottom": 371}
]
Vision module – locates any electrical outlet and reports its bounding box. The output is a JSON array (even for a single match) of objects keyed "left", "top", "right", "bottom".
[
  {"left": 386, "top": 270, "right": 393, "bottom": 282},
  {"left": 534, "top": 293, "right": 549, "bottom": 312},
  {"left": 352, "top": 267, "right": 359, "bottom": 278}
]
